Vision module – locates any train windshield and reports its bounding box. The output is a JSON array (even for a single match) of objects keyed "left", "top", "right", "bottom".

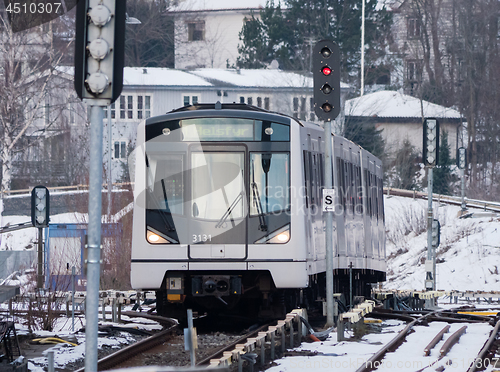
[
  {"left": 145, "top": 117, "right": 290, "bottom": 245},
  {"left": 250, "top": 153, "right": 289, "bottom": 215}
]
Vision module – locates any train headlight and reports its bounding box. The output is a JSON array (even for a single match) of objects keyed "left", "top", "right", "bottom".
[
  {"left": 255, "top": 224, "right": 290, "bottom": 244},
  {"left": 147, "top": 227, "right": 178, "bottom": 244}
]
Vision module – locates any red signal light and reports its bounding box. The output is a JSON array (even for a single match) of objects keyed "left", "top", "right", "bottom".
[{"left": 322, "top": 66, "right": 332, "bottom": 76}]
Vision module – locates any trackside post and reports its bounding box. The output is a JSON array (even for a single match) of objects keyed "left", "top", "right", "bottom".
[{"left": 313, "top": 40, "right": 340, "bottom": 326}]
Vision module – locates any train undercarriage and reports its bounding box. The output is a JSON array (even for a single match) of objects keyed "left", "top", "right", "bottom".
[{"left": 155, "top": 269, "right": 386, "bottom": 321}]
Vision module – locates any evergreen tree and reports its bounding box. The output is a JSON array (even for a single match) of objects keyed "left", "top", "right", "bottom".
[
  {"left": 433, "top": 131, "right": 454, "bottom": 195},
  {"left": 343, "top": 118, "right": 385, "bottom": 160},
  {"left": 389, "top": 140, "right": 420, "bottom": 190},
  {"left": 237, "top": 0, "right": 392, "bottom": 86}
]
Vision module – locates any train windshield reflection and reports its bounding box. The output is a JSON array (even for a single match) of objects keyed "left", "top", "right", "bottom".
[{"left": 250, "top": 153, "right": 290, "bottom": 215}]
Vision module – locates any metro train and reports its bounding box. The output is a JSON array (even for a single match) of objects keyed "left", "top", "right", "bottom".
[{"left": 130, "top": 103, "right": 386, "bottom": 320}]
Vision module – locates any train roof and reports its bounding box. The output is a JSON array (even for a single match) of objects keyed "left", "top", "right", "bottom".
[{"left": 146, "top": 102, "right": 305, "bottom": 127}]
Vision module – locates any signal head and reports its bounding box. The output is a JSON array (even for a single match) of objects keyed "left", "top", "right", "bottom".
[
  {"left": 322, "top": 66, "right": 332, "bottom": 76},
  {"left": 313, "top": 40, "right": 340, "bottom": 121},
  {"left": 321, "top": 47, "right": 332, "bottom": 58}
]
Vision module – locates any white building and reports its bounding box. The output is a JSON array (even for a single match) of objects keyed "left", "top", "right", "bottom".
[
  {"left": 171, "top": 0, "right": 268, "bottom": 69},
  {"left": 345, "top": 90, "right": 464, "bottom": 158}
]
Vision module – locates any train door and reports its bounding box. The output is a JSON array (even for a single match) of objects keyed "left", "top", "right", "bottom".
[{"left": 188, "top": 145, "right": 247, "bottom": 259}]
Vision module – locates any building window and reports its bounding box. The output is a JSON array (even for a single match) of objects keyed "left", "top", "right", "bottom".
[
  {"left": 407, "top": 17, "right": 421, "bottom": 39},
  {"left": 110, "top": 95, "right": 151, "bottom": 120},
  {"left": 127, "top": 96, "right": 133, "bottom": 119},
  {"left": 137, "top": 96, "right": 143, "bottom": 119},
  {"left": 293, "top": 96, "right": 314, "bottom": 121},
  {"left": 257, "top": 97, "right": 262, "bottom": 108},
  {"left": 120, "top": 96, "right": 126, "bottom": 119},
  {"left": 247, "top": 97, "right": 253, "bottom": 105},
  {"left": 264, "top": 97, "right": 270, "bottom": 110},
  {"left": 183, "top": 94, "right": 199, "bottom": 106},
  {"left": 240, "top": 96, "right": 245, "bottom": 104},
  {"left": 137, "top": 95, "right": 151, "bottom": 119},
  {"left": 407, "top": 60, "right": 422, "bottom": 82},
  {"left": 188, "top": 21, "right": 205, "bottom": 41},
  {"left": 114, "top": 140, "right": 127, "bottom": 159},
  {"left": 300, "top": 97, "right": 306, "bottom": 120},
  {"left": 145, "top": 96, "right": 151, "bottom": 118}
]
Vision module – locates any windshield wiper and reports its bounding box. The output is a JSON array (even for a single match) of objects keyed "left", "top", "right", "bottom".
[
  {"left": 215, "top": 191, "right": 243, "bottom": 228},
  {"left": 251, "top": 163, "right": 267, "bottom": 231}
]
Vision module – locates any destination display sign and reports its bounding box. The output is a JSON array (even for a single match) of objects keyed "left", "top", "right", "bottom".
[{"left": 181, "top": 122, "right": 254, "bottom": 141}]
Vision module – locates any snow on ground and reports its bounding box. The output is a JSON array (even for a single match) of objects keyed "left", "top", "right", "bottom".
[
  {"left": 266, "top": 318, "right": 494, "bottom": 372},
  {"left": 384, "top": 196, "right": 500, "bottom": 291}
]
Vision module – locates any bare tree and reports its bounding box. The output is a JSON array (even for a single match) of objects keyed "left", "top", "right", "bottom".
[
  {"left": 125, "top": 0, "right": 175, "bottom": 67},
  {"left": 0, "top": 10, "right": 81, "bottom": 194}
]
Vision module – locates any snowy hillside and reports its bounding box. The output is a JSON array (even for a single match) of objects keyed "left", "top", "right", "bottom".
[{"left": 384, "top": 195, "right": 500, "bottom": 291}]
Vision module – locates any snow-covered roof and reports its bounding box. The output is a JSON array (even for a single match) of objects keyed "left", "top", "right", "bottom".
[
  {"left": 170, "top": 0, "right": 269, "bottom": 12},
  {"left": 122, "top": 67, "right": 344, "bottom": 90},
  {"left": 189, "top": 68, "right": 350, "bottom": 89},
  {"left": 188, "top": 68, "right": 313, "bottom": 88},
  {"left": 345, "top": 90, "right": 462, "bottom": 119},
  {"left": 124, "top": 67, "right": 213, "bottom": 87}
]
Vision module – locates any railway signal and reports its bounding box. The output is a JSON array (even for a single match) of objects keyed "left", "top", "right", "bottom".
[
  {"left": 423, "top": 118, "right": 439, "bottom": 292},
  {"left": 423, "top": 118, "right": 440, "bottom": 167},
  {"left": 74, "top": 0, "right": 126, "bottom": 103},
  {"left": 432, "top": 219, "right": 440, "bottom": 248},
  {"left": 313, "top": 40, "right": 340, "bottom": 121},
  {"left": 457, "top": 147, "right": 467, "bottom": 169},
  {"left": 31, "top": 186, "right": 50, "bottom": 228}
]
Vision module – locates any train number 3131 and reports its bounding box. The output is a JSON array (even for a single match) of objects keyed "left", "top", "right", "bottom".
[{"left": 192, "top": 234, "right": 212, "bottom": 243}]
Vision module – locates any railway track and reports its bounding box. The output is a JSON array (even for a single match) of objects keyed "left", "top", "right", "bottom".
[
  {"left": 355, "top": 308, "right": 500, "bottom": 372},
  {"left": 73, "top": 313, "right": 278, "bottom": 371},
  {"left": 74, "top": 313, "right": 179, "bottom": 372}
]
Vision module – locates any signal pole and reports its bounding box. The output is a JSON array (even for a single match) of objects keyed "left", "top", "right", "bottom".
[
  {"left": 457, "top": 147, "right": 467, "bottom": 212},
  {"left": 74, "top": 1, "right": 126, "bottom": 371},
  {"left": 423, "top": 118, "right": 440, "bottom": 292},
  {"left": 313, "top": 40, "right": 340, "bottom": 326}
]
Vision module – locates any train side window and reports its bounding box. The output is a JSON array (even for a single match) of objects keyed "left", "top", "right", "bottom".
[
  {"left": 303, "top": 150, "right": 310, "bottom": 208},
  {"left": 337, "top": 158, "right": 346, "bottom": 211},
  {"left": 355, "top": 165, "right": 362, "bottom": 214},
  {"left": 378, "top": 177, "right": 384, "bottom": 221},
  {"left": 365, "top": 170, "right": 372, "bottom": 217},
  {"left": 349, "top": 162, "right": 355, "bottom": 214},
  {"left": 371, "top": 173, "right": 377, "bottom": 218},
  {"left": 308, "top": 152, "right": 315, "bottom": 205}
]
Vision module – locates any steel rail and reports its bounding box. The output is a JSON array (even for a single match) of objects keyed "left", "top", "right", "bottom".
[
  {"left": 355, "top": 317, "right": 418, "bottom": 372},
  {"left": 74, "top": 321, "right": 178, "bottom": 372},
  {"left": 423, "top": 325, "right": 450, "bottom": 356},
  {"left": 354, "top": 309, "right": 489, "bottom": 372},
  {"left": 467, "top": 319, "right": 500, "bottom": 372},
  {"left": 439, "top": 325, "right": 467, "bottom": 357},
  {"left": 195, "top": 322, "right": 272, "bottom": 366}
]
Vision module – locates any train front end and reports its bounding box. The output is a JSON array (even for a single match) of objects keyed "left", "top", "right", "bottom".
[{"left": 131, "top": 105, "right": 307, "bottom": 319}]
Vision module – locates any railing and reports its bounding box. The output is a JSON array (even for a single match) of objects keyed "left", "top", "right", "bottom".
[
  {"left": 1, "top": 182, "right": 133, "bottom": 197},
  {"left": 384, "top": 187, "right": 500, "bottom": 213}
]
